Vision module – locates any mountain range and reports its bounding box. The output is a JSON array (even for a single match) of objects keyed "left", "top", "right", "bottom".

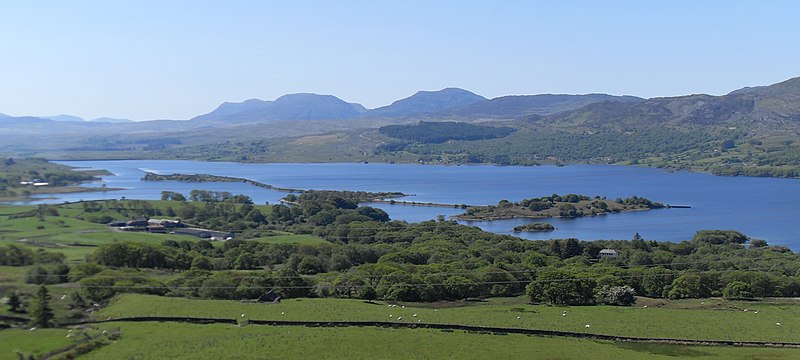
[{"left": 1, "top": 77, "right": 799, "bottom": 158}]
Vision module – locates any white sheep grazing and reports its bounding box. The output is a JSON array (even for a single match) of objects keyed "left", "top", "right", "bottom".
[
  {"left": 776, "top": 323, "right": 781, "bottom": 326},
  {"left": 517, "top": 316, "right": 521, "bottom": 319},
  {"left": 241, "top": 314, "right": 245, "bottom": 317},
  {"left": 281, "top": 312, "right": 285, "bottom": 315},
  {"left": 585, "top": 324, "right": 590, "bottom": 328},
  {"left": 397, "top": 317, "right": 402, "bottom": 320},
  {"left": 754, "top": 311, "right": 759, "bottom": 314},
  {"left": 413, "top": 314, "right": 417, "bottom": 317}
]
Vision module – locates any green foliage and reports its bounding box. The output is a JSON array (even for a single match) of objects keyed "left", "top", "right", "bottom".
[
  {"left": 597, "top": 285, "right": 636, "bottom": 306},
  {"left": 25, "top": 264, "right": 70, "bottom": 284},
  {"left": 29, "top": 285, "right": 55, "bottom": 328},
  {"left": 692, "top": 230, "right": 749, "bottom": 245},
  {"left": 723, "top": 281, "right": 753, "bottom": 300},
  {"left": 6, "top": 290, "right": 22, "bottom": 312},
  {"left": 379, "top": 121, "right": 515, "bottom": 144},
  {"left": 527, "top": 268, "right": 596, "bottom": 305},
  {"left": 667, "top": 274, "right": 715, "bottom": 299}
]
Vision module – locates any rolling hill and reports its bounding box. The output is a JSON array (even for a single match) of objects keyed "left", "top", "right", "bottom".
[
  {"left": 364, "top": 88, "right": 487, "bottom": 118},
  {"left": 192, "top": 93, "right": 367, "bottom": 124}
]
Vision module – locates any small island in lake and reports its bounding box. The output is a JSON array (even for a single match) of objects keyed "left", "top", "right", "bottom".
[
  {"left": 513, "top": 222, "right": 556, "bottom": 232},
  {"left": 455, "top": 194, "right": 665, "bottom": 221}
]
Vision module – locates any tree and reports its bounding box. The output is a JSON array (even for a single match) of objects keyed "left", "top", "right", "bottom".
[
  {"left": 527, "top": 269, "right": 596, "bottom": 305},
  {"left": 30, "top": 286, "right": 54, "bottom": 328},
  {"left": 560, "top": 239, "right": 583, "bottom": 259},
  {"left": 359, "top": 286, "right": 377, "bottom": 303},
  {"left": 667, "top": 274, "right": 712, "bottom": 299},
  {"left": 558, "top": 204, "right": 579, "bottom": 218},
  {"left": 70, "top": 292, "right": 86, "bottom": 309},
  {"left": 597, "top": 285, "right": 636, "bottom": 306},
  {"left": 6, "top": 291, "right": 22, "bottom": 312},
  {"left": 723, "top": 281, "right": 753, "bottom": 300}
]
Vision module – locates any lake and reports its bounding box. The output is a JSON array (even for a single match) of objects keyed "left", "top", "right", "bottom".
[{"left": 19, "top": 160, "right": 800, "bottom": 249}]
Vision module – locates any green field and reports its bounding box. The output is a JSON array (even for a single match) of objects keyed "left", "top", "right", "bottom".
[
  {"left": 79, "top": 322, "right": 800, "bottom": 360},
  {"left": 95, "top": 294, "right": 800, "bottom": 343},
  {"left": 0, "top": 328, "right": 80, "bottom": 359},
  {"left": 0, "top": 202, "right": 317, "bottom": 261},
  {"left": 2, "top": 322, "right": 797, "bottom": 360}
]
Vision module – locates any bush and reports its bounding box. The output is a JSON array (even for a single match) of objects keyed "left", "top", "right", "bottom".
[
  {"left": 597, "top": 285, "right": 636, "bottom": 306},
  {"left": 25, "top": 264, "right": 70, "bottom": 285},
  {"left": 723, "top": 281, "right": 753, "bottom": 300}
]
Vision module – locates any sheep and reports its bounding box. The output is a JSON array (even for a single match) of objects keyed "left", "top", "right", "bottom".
[
  {"left": 281, "top": 312, "right": 285, "bottom": 315},
  {"left": 241, "top": 313, "right": 245, "bottom": 317},
  {"left": 585, "top": 324, "right": 591, "bottom": 328},
  {"left": 776, "top": 322, "right": 781, "bottom": 326},
  {"left": 397, "top": 317, "right": 402, "bottom": 320},
  {"left": 413, "top": 314, "right": 417, "bottom": 317},
  {"left": 517, "top": 316, "right": 521, "bottom": 319}
]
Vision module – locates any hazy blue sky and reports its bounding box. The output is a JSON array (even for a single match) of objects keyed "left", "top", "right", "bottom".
[{"left": 1, "top": 1, "right": 798, "bottom": 120}]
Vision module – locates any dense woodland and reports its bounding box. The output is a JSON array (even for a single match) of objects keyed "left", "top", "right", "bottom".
[{"left": 378, "top": 121, "right": 516, "bottom": 144}]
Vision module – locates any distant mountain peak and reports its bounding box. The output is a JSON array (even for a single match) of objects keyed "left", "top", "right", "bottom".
[
  {"left": 192, "top": 93, "right": 365, "bottom": 123},
  {"left": 40, "top": 114, "right": 85, "bottom": 122},
  {"left": 365, "top": 87, "right": 487, "bottom": 118}
]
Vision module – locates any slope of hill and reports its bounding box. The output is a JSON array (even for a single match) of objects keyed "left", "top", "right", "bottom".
[
  {"left": 537, "top": 77, "right": 800, "bottom": 133},
  {"left": 193, "top": 93, "right": 366, "bottom": 124},
  {"left": 445, "top": 93, "right": 643, "bottom": 118},
  {"left": 40, "top": 114, "right": 86, "bottom": 122},
  {"left": 90, "top": 117, "right": 135, "bottom": 123},
  {"left": 364, "top": 88, "right": 487, "bottom": 118}
]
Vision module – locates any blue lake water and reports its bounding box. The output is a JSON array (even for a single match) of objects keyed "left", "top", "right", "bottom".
[{"left": 16, "top": 160, "right": 800, "bottom": 249}]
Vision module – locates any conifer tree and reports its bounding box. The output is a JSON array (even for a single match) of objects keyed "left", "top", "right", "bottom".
[
  {"left": 6, "top": 291, "right": 22, "bottom": 312},
  {"left": 30, "top": 285, "right": 54, "bottom": 328}
]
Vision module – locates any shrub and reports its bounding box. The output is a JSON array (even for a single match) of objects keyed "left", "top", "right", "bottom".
[
  {"left": 597, "top": 285, "right": 636, "bottom": 306},
  {"left": 723, "top": 281, "right": 753, "bottom": 300}
]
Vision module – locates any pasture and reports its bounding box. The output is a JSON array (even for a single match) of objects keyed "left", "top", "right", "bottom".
[{"left": 96, "top": 294, "right": 800, "bottom": 343}]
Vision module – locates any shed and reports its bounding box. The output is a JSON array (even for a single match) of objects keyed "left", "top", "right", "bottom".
[{"left": 599, "top": 249, "right": 619, "bottom": 258}]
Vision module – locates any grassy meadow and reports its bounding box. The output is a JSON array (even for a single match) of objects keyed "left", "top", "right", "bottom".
[
  {"left": 70, "top": 322, "right": 800, "bottom": 360},
  {"left": 0, "top": 202, "right": 321, "bottom": 262},
  {"left": 95, "top": 294, "right": 800, "bottom": 343}
]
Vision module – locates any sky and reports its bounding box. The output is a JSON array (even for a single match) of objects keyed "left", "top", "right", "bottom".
[{"left": 1, "top": 0, "right": 798, "bottom": 121}]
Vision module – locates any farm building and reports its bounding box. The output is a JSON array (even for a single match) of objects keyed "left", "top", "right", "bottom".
[{"left": 599, "top": 249, "right": 619, "bottom": 258}]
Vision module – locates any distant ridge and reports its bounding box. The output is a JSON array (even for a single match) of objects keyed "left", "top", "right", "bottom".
[
  {"left": 91, "top": 117, "right": 135, "bottom": 123},
  {"left": 536, "top": 76, "right": 800, "bottom": 130},
  {"left": 192, "top": 93, "right": 366, "bottom": 123},
  {"left": 40, "top": 114, "right": 85, "bottom": 122},
  {"left": 445, "top": 94, "right": 643, "bottom": 118},
  {"left": 364, "top": 88, "right": 487, "bottom": 118}
]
